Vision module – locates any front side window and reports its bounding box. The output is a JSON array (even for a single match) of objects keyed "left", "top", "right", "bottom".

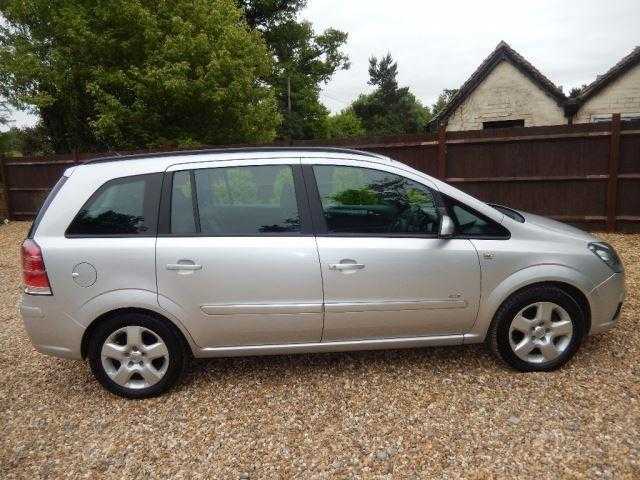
[
  {"left": 67, "top": 174, "right": 161, "bottom": 236},
  {"left": 447, "top": 198, "right": 510, "bottom": 238},
  {"left": 313, "top": 165, "right": 439, "bottom": 235},
  {"left": 170, "top": 165, "right": 301, "bottom": 235}
]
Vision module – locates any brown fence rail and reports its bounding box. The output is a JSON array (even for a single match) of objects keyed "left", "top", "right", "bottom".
[{"left": 1, "top": 115, "right": 639, "bottom": 232}]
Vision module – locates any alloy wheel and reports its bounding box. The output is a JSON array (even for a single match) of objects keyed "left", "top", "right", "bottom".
[
  {"left": 100, "top": 325, "right": 170, "bottom": 389},
  {"left": 508, "top": 301, "right": 573, "bottom": 364}
]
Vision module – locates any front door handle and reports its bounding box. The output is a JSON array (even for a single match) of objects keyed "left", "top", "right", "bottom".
[
  {"left": 328, "top": 261, "right": 365, "bottom": 271},
  {"left": 166, "top": 263, "right": 202, "bottom": 271}
]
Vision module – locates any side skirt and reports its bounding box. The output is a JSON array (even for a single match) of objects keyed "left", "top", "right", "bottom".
[{"left": 193, "top": 334, "right": 464, "bottom": 358}]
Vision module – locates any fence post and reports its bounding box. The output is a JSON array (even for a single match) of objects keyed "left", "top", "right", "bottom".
[
  {"left": 606, "top": 113, "right": 621, "bottom": 232},
  {"left": 0, "top": 155, "right": 12, "bottom": 221},
  {"left": 437, "top": 126, "right": 447, "bottom": 179}
]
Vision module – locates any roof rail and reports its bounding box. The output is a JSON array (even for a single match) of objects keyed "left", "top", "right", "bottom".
[{"left": 84, "top": 146, "right": 380, "bottom": 165}]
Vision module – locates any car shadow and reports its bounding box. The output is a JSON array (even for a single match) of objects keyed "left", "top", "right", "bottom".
[{"left": 181, "top": 342, "right": 495, "bottom": 387}]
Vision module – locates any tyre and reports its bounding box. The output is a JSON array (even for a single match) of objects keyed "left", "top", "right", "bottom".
[
  {"left": 88, "top": 312, "right": 187, "bottom": 398},
  {"left": 487, "top": 285, "right": 586, "bottom": 372}
]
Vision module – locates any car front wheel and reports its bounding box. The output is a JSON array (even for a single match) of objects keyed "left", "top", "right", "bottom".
[{"left": 487, "top": 285, "right": 586, "bottom": 371}]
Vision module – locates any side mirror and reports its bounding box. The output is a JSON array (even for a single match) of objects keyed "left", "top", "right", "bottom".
[{"left": 439, "top": 214, "right": 455, "bottom": 238}]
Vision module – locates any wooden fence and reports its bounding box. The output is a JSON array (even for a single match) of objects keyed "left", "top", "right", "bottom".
[{"left": 1, "top": 114, "right": 639, "bottom": 232}]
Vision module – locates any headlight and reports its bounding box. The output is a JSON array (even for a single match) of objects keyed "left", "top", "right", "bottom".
[{"left": 588, "top": 242, "right": 623, "bottom": 273}]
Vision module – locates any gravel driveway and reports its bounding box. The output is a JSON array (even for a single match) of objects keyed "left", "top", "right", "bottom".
[{"left": 1, "top": 221, "right": 638, "bottom": 479}]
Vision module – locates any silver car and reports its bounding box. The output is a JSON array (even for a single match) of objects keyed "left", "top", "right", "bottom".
[{"left": 20, "top": 147, "right": 625, "bottom": 398}]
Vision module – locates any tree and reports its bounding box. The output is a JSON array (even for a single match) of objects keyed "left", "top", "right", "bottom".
[
  {"left": 236, "top": 0, "right": 306, "bottom": 29},
  {"left": 569, "top": 84, "right": 588, "bottom": 98},
  {"left": 351, "top": 54, "right": 431, "bottom": 136},
  {"left": 0, "top": 98, "right": 8, "bottom": 127},
  {"left": 236, "top": 1, "right": 350, "bottom": 139},
  {"left": 431, "top": 89, "right": 458, "bottom": 117},
  {"left": 325, "top": 109, "right": 365, "bottom": 139},
  {"left": 0, "top": 124, "right": 52, "bottom": 156},
  {"left": 0, "top": 0, "right": 281, "bottom": 152}
]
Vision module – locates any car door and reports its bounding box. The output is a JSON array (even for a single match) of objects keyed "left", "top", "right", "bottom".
[
  {"left": 303, "top": 158, "right": 481, "bottom": 342},
  {"left": 156, "top": 158, "right": 323, "bottom": 349}
]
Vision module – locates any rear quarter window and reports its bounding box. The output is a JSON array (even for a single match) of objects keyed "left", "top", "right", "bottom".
[{"left": 66, "top": 173, "right": 162, "bottom": 237}]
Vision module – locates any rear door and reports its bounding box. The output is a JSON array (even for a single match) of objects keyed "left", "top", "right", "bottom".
[
  {"left": 303, "top": 158, "right": 481, "bottom": 342},
  {"left": 156, "top": 158, "right": 323, "bottom": 349}
]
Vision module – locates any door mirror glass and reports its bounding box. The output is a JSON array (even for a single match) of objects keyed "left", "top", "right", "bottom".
[{"left": 439, "top": 214, "right": 455, "bottom": 238}]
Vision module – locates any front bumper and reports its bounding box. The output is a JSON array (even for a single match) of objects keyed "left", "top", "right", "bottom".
[
  {"left": 20, "top": 294, "right": 85, "bottom": 359},
  {"left": 588, "top": 272, "right": 625, "bottom": 335}
]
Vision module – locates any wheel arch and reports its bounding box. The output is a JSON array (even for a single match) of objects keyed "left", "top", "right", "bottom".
[
  {"left": 489, "top": 281, "right": 591, "bottom": 331},
  {"left": 81, "top": 307, "right": 193, "bottom": 359},
  {"left": 465, "top": 264, "right": 593, "bottom": 343}
]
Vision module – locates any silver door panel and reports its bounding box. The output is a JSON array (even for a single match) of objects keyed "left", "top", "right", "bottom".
[
  {"left": 316, "top": 237, "right": 481, "bottom": 341},
  {"left": 156, "top": 236, "right": 323, "bottom": 348}
]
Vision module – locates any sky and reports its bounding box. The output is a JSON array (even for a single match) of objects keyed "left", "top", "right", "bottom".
[
  {"left": 305, "top": 0, "right": 640, "bottom": 113},
  {"left": 3, "top": 0, "right": 639, "bottom": 129}
]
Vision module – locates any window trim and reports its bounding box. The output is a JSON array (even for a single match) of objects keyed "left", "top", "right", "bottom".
[
  {"left": 302, "top": 164, "right": 443, "bottom": 238},
  {"left": 65, "top": 173, "right": 162, "bottom": 238},
  {"left": 157, "top": 164, "right": 313, "bottom": 237},
  {"left": 443, "top": 195, "right": 511, "bottom": 240}
]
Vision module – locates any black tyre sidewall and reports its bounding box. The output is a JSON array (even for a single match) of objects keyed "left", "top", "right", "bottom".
[
  {"left": 88, "top": 313, "right": 185, "bottom": 399},
  {"left": 494, "top": 286, "right": 586, "bottom": 372}
]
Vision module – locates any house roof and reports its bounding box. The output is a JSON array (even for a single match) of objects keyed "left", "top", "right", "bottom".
[
  {"left": 567, "top": 46, "right": 640, "bottom": 114},
  {"left": 429, "top": 41, "right": 566, "bottom": 130}
]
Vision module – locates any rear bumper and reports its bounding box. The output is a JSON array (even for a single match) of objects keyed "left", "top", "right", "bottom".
[
  {"left": 588, "top": 272, "right": 625, "bottom": 335},
  {"left": 20, "top": 294, "right": 84, "bottom": 359}
]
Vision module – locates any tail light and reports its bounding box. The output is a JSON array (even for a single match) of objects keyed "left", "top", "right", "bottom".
[{"left": 21, "top": 239, "right": 52, "bottom": 295}]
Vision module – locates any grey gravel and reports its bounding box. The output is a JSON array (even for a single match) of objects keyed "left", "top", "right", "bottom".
[{"left": 1, "top": 221, "right": 639, "bottom": 479}]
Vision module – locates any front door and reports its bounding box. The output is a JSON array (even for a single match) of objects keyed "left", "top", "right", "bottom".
[
  {"left": 305, "top": 161, "right": 481, "bottom": 342},
  {"left": 156, "top": 160, "right": 323, "bottom": 348}
]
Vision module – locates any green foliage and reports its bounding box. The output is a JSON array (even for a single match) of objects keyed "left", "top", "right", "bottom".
[
  {"left": 205, "top": 166, "right": 293, "bottom": 206},
  {"left": 332, "top": 188, "right": 378, "bottom": 206},
  {"left": 235, "top": 0, "right": 307, "bottom": 29},
  {"left": 406, "top": 188, "right": 431, "bottom": 207},
  {"left": 0, "top": 124, "right": 53, "bottom": 156},
  {"left": 325, "top": 109, "right": 365, "bottom": 139},
  {"left": 431, "top": 89, "right": 458, "bottom": 117},
  {"left": 0, "top": 99, "right": 8, "bottom": 127},
  {"left": 271, "top": 23, "right": 349, "bottom": 140},
  {"left": 331, "top": 166, "right": 366, "bottom": 194},
  {"left": 0, "top": 0, "right": 281, "bottom": 152},
  {"left": 351, "top": 54, "right": 431, "bottom": 136},
  {"left": 569, "top": 84, "right": 588, "bottom": 98},
  {"left": 237, "top": 1, "right": 349, "bottom": 140}
]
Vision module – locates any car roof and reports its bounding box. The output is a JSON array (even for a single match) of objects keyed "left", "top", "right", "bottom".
[
  {"left": 85, "top": 146, "right": 387, "bottom": 165},
  {"left": 68, "top": 146, "right": 406, "bottom": 179}
]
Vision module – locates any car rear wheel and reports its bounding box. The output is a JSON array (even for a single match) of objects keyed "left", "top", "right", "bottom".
[
  {"left": 88, "top": 312, "right": 186, "bottom": 398},
  {"left": 487, "top": 285, "right": 586, "bottom": 371}
]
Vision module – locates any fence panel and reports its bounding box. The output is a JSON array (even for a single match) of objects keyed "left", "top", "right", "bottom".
[{"left": 2, "top": 120, "right": 638, "bottom": 232}]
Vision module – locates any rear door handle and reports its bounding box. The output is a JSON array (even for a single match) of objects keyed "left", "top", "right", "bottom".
[
  {"left": 328, "top": 262, "right": 365, "bottom": 271},
  {"left": 166, "top": 263, "right": 202, "bottom": 271}
]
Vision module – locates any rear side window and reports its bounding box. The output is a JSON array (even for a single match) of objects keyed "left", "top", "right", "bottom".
[
  {"left": 312, "top": 165, "right": 440, "bottom": 235},
  {"left": 66, "top": 173, "right": 162, "bottom": 236},
  {"left": 170, "top": 165, "right": 301, "bottom": 235}
]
